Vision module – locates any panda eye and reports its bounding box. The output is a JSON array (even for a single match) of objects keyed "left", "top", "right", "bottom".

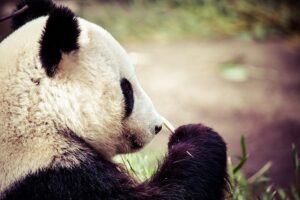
[{"left": 120, "top": 78, "right": 134, "bottom": 118}]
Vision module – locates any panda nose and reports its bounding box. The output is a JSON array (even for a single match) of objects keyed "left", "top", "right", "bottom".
[{"left": 154, "top": 125, "right": 162, "bottom": 134}]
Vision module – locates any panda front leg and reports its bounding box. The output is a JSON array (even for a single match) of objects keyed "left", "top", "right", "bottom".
[
  {"left": 3, "top": 124, "right": 227, "bottom": 200},
  {"left": 134, "top": 124, "right": 228, "bottom": 200}
]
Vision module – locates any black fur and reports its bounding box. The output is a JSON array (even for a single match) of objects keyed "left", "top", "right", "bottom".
[
  {"left": 12, "top": 0, "right": 53, "bottom": 30},
  {"left": 39, "top": 6, "right": 80, "bottom": 77},
  {"left": 2, "top": 124, "right": 228, "bottom": 200},
  {"left": 121, "top": 78, "right": 134, "bottom": 118},
  {"left": 12, "top": 0, "right": 80, "bottom": 77}
]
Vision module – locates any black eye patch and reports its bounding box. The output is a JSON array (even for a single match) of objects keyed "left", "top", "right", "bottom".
[{"left": 120, "top": 78, "right": 134, "bottom": 118}]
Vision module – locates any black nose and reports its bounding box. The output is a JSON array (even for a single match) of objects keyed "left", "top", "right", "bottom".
[{"left": 155, "top": 125, "right": 162, "bottom": 134}]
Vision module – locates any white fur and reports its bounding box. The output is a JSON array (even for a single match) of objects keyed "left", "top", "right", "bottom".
[{"left": 0, "top": 16, "right": 162, "bottom": 195}]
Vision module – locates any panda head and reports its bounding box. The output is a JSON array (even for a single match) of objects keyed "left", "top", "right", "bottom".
[{"left": 1, "top": 0, "right": 163, "bottom": 158}]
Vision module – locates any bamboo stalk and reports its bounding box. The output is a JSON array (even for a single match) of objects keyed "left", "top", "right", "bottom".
[{"left": 162, "top": 117, "right": 175, "bottom": 134}]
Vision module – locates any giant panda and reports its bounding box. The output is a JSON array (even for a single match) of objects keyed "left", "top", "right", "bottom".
[{"left": 0, "top": 0, "right": 228, "bottom": 199}]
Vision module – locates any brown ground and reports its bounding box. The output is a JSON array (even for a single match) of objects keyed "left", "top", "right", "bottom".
[{"left": 125, "top": 40, "right": 300, "bottom": 188}]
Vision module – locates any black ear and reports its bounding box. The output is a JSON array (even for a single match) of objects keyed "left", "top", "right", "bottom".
[
  {"left": 12, "top": 0, "right": 53, "bottom": 30},
  {"left": 39, "top": 7, "right": 80, "bottom": 77}
]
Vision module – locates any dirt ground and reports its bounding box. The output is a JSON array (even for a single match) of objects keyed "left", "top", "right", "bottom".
[{"left": 125, "top": 40, "right": 300, "bottom": 188}]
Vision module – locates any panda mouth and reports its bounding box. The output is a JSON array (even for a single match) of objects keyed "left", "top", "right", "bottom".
[{"left": 128, "top": 135, "right": 143, "bottom": 150}]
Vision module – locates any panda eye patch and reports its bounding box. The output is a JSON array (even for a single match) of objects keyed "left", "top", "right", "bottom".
[{"left": 120, "top": 78, "right": 134, "bottom": 118}]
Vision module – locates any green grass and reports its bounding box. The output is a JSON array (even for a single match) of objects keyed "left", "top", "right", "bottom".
[
  {"left": 78, "top": 0, "right": 300, "bottom": 42},
  {"left": 114, "top": 136, "right": 300, "bottom": 200}
]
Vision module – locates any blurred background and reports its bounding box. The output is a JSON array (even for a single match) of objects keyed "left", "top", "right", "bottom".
[{"left": 1, "top": 0, "right": 300, "bottom": 198}]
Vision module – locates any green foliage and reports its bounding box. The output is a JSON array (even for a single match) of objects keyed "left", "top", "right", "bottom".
[
  {"left": 220, "top": 60, "right": 249, "bottom": 82},
  {"left": 114, "top": 153, "right": 161, "bottom": 182},
  {"left": 114, "top": 137, "right": 300, "bottom": 200},
  {"left": 232, "top": 135, "right": 249, "bottom": 174},
  {"left": 79, "top": 0, "right": 300, "bottom": 42}
]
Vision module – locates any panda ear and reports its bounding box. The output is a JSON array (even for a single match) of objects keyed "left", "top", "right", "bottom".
[
  {"left": 39, "top": 6, "right": 80, "bottom": 77},
  {"left": 12, "top": 0, "right": 54, "bottom": 30}
]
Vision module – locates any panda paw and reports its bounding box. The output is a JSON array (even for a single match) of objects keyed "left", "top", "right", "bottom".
[
  {"left": 169, "top": 124, "right": 225, "bottom": 148},
  {"left": 167, "top": 124, "right": 227, "bottom": 163},
  {"left": 152, "top": 124, "right": 228, "bottom": 199}
]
